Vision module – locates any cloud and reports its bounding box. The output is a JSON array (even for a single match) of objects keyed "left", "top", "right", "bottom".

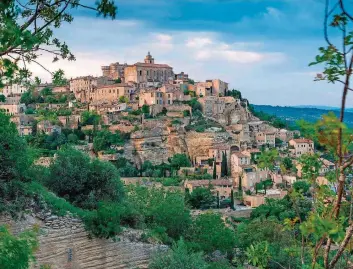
[{"left": 186, "top": 37, "right": 213, "bottom": 48}]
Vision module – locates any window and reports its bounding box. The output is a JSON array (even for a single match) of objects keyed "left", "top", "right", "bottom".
[
  {"left": 168, "top": 100, "right": 171, "bottom": 104},
  {"left": 139, "top": 70, "right": 142, "bottom": 76}
]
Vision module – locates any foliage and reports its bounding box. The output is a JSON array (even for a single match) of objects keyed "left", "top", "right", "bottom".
[
  {"left": 93, "top": 129, "right": 128, "bottom": 152},
  {"left": 81, "top": 111, "right": 101, "bottom": 126},
  {"left": 221, "top": 152, "right": 228, "bottom": 177},
  {"left": 44, "top": 147, "right": 124, "bottom": 209},
  {"left": 118, "top": 96, "right": 129, "bottom": 103},
  {"left": 257, "top": 149, "right": 279, "bottom": 171},
  {"left": 225, "top": 89, "right": 242, "bottom": 99},
  {"left": 246, "top": 241, "right": 270, "bottom": 269},
  {"left": 142, "top": 104, "right": 150, "bottom": 114},
  {"left": 188, "top": 187, "right": 215, "bottom": 209},
  {"left": 0, "top": 225, "right": 38, "bottom": 269},
  {"left": 127, "top": 186, "right": 191, "bottom": 239},
  {"left": 293, "top": 180, "right": 310, "bottom": 195},
  {"left": 187, "top": 212, "right": 236, "bottom": 255},
  {"left": 0, "top": 94, "right": 5, "bottom": 102},
  {"left": 169, "top": 153, "right": 191, "bottom": 170},
  {"left": 0, "top": 0, "right": 117, "bottom": 86},
  {"left": 149, "top": 239, "right": 209, "bottom": 269}
]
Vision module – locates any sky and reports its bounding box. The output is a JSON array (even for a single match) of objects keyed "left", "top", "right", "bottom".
[{"left": 30, "top": 0, "right": 351, "bottom": 107}]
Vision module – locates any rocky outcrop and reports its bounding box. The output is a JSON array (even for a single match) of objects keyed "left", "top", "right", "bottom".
[
  {"left": 185, "top": 131, "right": 231, "bottom": 159},
  {"left": 0, "top": 213, "right": 164, "bottom": 269}
]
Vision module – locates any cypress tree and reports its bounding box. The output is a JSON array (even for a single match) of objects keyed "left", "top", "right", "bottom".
[
  {"left": 230, "top": 189, "right": 235, "bottom": 210},
  {"left": 238, "top": 175, "right": 242, "bottom": 191},
  {"left": 221, "top": 152, "right": 226, "bottom": 177},
  {"left": 224, "top": 151, "right": 228, "bottom": 176},
  {"left": 216, "top": 191, "right": 220, "bottom": 209},
  {"left": 213, "top": 160, "right": 217, "bottom": 179}
]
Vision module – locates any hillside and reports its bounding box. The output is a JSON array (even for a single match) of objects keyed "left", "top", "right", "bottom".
[{"left": 253, "top": 105, "right": 353, "bottom": 127}]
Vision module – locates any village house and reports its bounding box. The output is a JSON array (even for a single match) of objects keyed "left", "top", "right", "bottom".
[
  {"left": 243, "top": 189, "right": 287, "bottom": 207},
  {"left": 1, "top": 83, "right": 27, "bottom": 97},
  {"left": 184, "top": 179, "right": 233, "bottom": 199},
  {"left": 289, "top": 138, "right": 314, "bottom": 158},
  {"left": 52, "top": 85, "right": 70, "bottom": 94},
  {"left": 69, "top": 76, "right": 114, "bottom": 102},
  {"left": 255, "top": 131, "right": 276, "bottom": 148},
  {"left": 276, "top": 128, "right": 300, "bottom": 142},
  {"left": 319, "top": 158, "right": 335, "bottom": 175},
  {"left": 0, "top": 96, "right": 26, "bottom": 115},
  {"left": 195, "top": 79, "right": 228, "bottom": 97},
  {"left": 90, "top": 83, "right": 134, "bottom": 103},
  {"left": 37, "top": 120, "right": 62, "bottom": 135},
  {"left": 101, "top": 62, "right": 126, "bottom": 80}
]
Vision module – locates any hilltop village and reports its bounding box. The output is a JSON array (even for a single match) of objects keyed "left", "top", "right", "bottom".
[{"left": 0, "top": 52, "right": 330, "bottom": 210}]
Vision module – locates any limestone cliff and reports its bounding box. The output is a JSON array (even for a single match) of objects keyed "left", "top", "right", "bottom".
[{"left": 0, "top": 214, "right": 163, "bottom": 269}]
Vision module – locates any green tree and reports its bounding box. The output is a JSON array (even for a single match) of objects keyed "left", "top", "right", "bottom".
[
  {"left": 118, "top": 95, "right": 129, "bottom": 103},
  {"left": 40, "top": 87, "right": 52, "bottom": 96},
  {"left": 293, "top": 181, "right": 310, "bottom": 195},
  {"left": 0, "top": 94, "right": 5, "bottom": 102},
  {"left": 142, "top": 104, "right": 150, "bottom": 114},
  {"left": 0, "top": 1, "right": 117, "bottom": 86},
  {"left": 81, "top": 111, "right": 100, "bottom": 126},
  {"left": 221, "top": 152, "right": 228, "bottom": 177},
  {"left": 257, "top": 149, "right": 279, "bottom": 171},
  {"left": 128, "top": 186, "right": 191, "bottom": 239},
  {"left": 149, "top": 239, "right": 209, "bottom": 269},
  {"left": 0, "top": 226, "right": 38, "bottom": 269},
  {"left": 246, "top": 241, "right": 270, "bottom": 269},
  {"left": 188, "top": 187, "right": 215, "bottom": 209},
  {"left": 45, "top": 147, "right": 124, "bottom": 209},
  {"left": 187, "top": 212, "right": 236, "bottom": 254},
  {"left": 170, "top": 154, "right": 191, "bottom": 171},
  {"left": 212, "top": 161, "right": 217, "bottom": 179}
]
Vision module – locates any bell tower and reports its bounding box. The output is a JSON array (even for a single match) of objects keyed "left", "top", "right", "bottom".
[{"left": 144, "top": 51, "right": 155, "bottom": 64}]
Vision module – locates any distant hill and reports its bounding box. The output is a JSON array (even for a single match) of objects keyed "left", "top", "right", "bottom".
[
  {"left": 293, "top": 105, "right": 353, "bottom": 113},
  {"left": 252, "top": 105, "right": 353, "bottom": 127}
]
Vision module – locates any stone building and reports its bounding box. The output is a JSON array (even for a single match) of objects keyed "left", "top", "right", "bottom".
[
  {"left": 101, "top": 62, "right": 126, "bottom": 80},
  {"left": 124, "top": 52, "right": 174, "bottom": 87},
  {"left": 0, "top": 96, "right": 25, "bottom": 115},
  {"left": 69, "top": 76, "right": 114, "bottom": 102},
  {"left": 90, "top": 83, "right": 134, "bottom": 103},
  {"left": 289, "top": 138, "right": 314, "bottom": 158},
  {"left": 138, "top": 84, "right": 184, "bottom": 107},
  {"left": 2, "top": 83, "right": 27, "bottom": 97},
  {"left": 195, "top": 79, "right": 228, "bottom": 97},
  {"left": 255, "top": 131, "right": 276, "bottom": 148}
]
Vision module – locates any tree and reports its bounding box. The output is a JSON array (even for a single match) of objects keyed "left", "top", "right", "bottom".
[
  {"left": 40, "top": 87, "right": 52, "bottom": 96},
  {"left": 188, "top": 187, "right": 215, "bottom": 209},
  {"left": 149, "top": 239, "right": 209, "bottom": 269},
  {"left": 118, "top": 96, "right": 129, "bottom": 103},
  {"left": 246, "top": 241, "right": 270, "bottom": 269},
  {"left": 230, "top": 189, "right": 235, "bottom": 210},
  {"left": 187, "top": 212, "right": 236, "bottom": 254},
  {"left": 212, "top": 161, "right": 217, "bottom": 179},
  {"left": 128, "top": 186, "right": 191, "bottom": 239},
  {"left": 257, "top": 149, "right": 278, "bottom": 171},
  {"left": 0, "top": 94, "right": 5, "bottom": 102},
  {"left": 142, "top": 104, "right": 150, "bottom": 114},
  {"left": 293, "top": 180, "right": 310, "bottom": 195},
  {"left": 0, "top": 226, "right": 38, "bottom": 269},
  {"left": 221, "top": 152, "right": 226, "bottom": 177},
  {"left": 282, "top": 157, "right": 293, "bottom": 172},
  {"left": 170, "top": 154, "right": 191, "bottom": 171},
  {"left": 0, "top": 1, "right": 117, "bottom": 87},
  {"left": 45, "top": 147, "right": 124, "bottom": 209},
  {"left": 115, "top": 78, "right": 122, "bottom": 83}
]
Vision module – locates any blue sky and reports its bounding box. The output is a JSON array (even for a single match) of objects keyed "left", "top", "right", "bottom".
[{"left": 32, "top": 0, "right": 350, "bottom": 107}]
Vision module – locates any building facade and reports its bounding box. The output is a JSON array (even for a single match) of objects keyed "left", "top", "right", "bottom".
[
  {"left": 2, "top": 84, "right": 27, "bottom": 97},
  {"left": 289, "top": 138, "right": 314, "bottom": 158}
]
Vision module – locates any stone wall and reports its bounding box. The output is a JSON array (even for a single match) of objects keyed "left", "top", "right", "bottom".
[{"left": 0, "top": 213, "right": 164, "bottom": 269}]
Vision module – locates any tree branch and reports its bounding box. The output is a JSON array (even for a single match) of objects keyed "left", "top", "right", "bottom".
[
  {"left": 329, "top": 223, "right": 353, "bottom": 268},
  {"left": 339, "top": 0, "right": 353, "bottom": 21}
]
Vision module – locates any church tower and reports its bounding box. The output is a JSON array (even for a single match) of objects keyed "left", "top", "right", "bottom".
[{"left": 144, "top": 51, "right": 155, "bottom": 64}]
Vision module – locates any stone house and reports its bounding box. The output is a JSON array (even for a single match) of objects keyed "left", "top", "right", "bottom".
[
  {"left": 184, "top": 179, "right": 233, "bottom": 199},
  {"left": 243, "top": 189, "right": 287, "bottom": 207},
  {"left": 255, "top": 131, "right": 276, "bottom": 148},
  {"left": 0, "top": 96, "right": 26, "bottom": 115},
  {"left": 2, "top": 83, "right": 27, "bottom": 97},
  {"left": 37, "top": 120, "right": 62, "bottom": 135},
  {"left": 289, "top": 138, "right": 314, "bottom": 158},
  {"left": 101, "top": 62, "right": 126, "bottom": 80},
  {"left": 90, "top": 83, "right": 134, "bottom": 103}
]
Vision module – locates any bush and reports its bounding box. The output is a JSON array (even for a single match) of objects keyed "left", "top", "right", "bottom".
[{"left": 44, "top": 147, "right": 124, "bottom": 209}]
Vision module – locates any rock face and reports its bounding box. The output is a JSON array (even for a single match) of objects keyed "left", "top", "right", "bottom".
[
  {"left": 185, "top": 131, "right": 231, "bottom": 159},
  {"left": 0, "top": 214, "right": 162, "bottom": 269}
]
